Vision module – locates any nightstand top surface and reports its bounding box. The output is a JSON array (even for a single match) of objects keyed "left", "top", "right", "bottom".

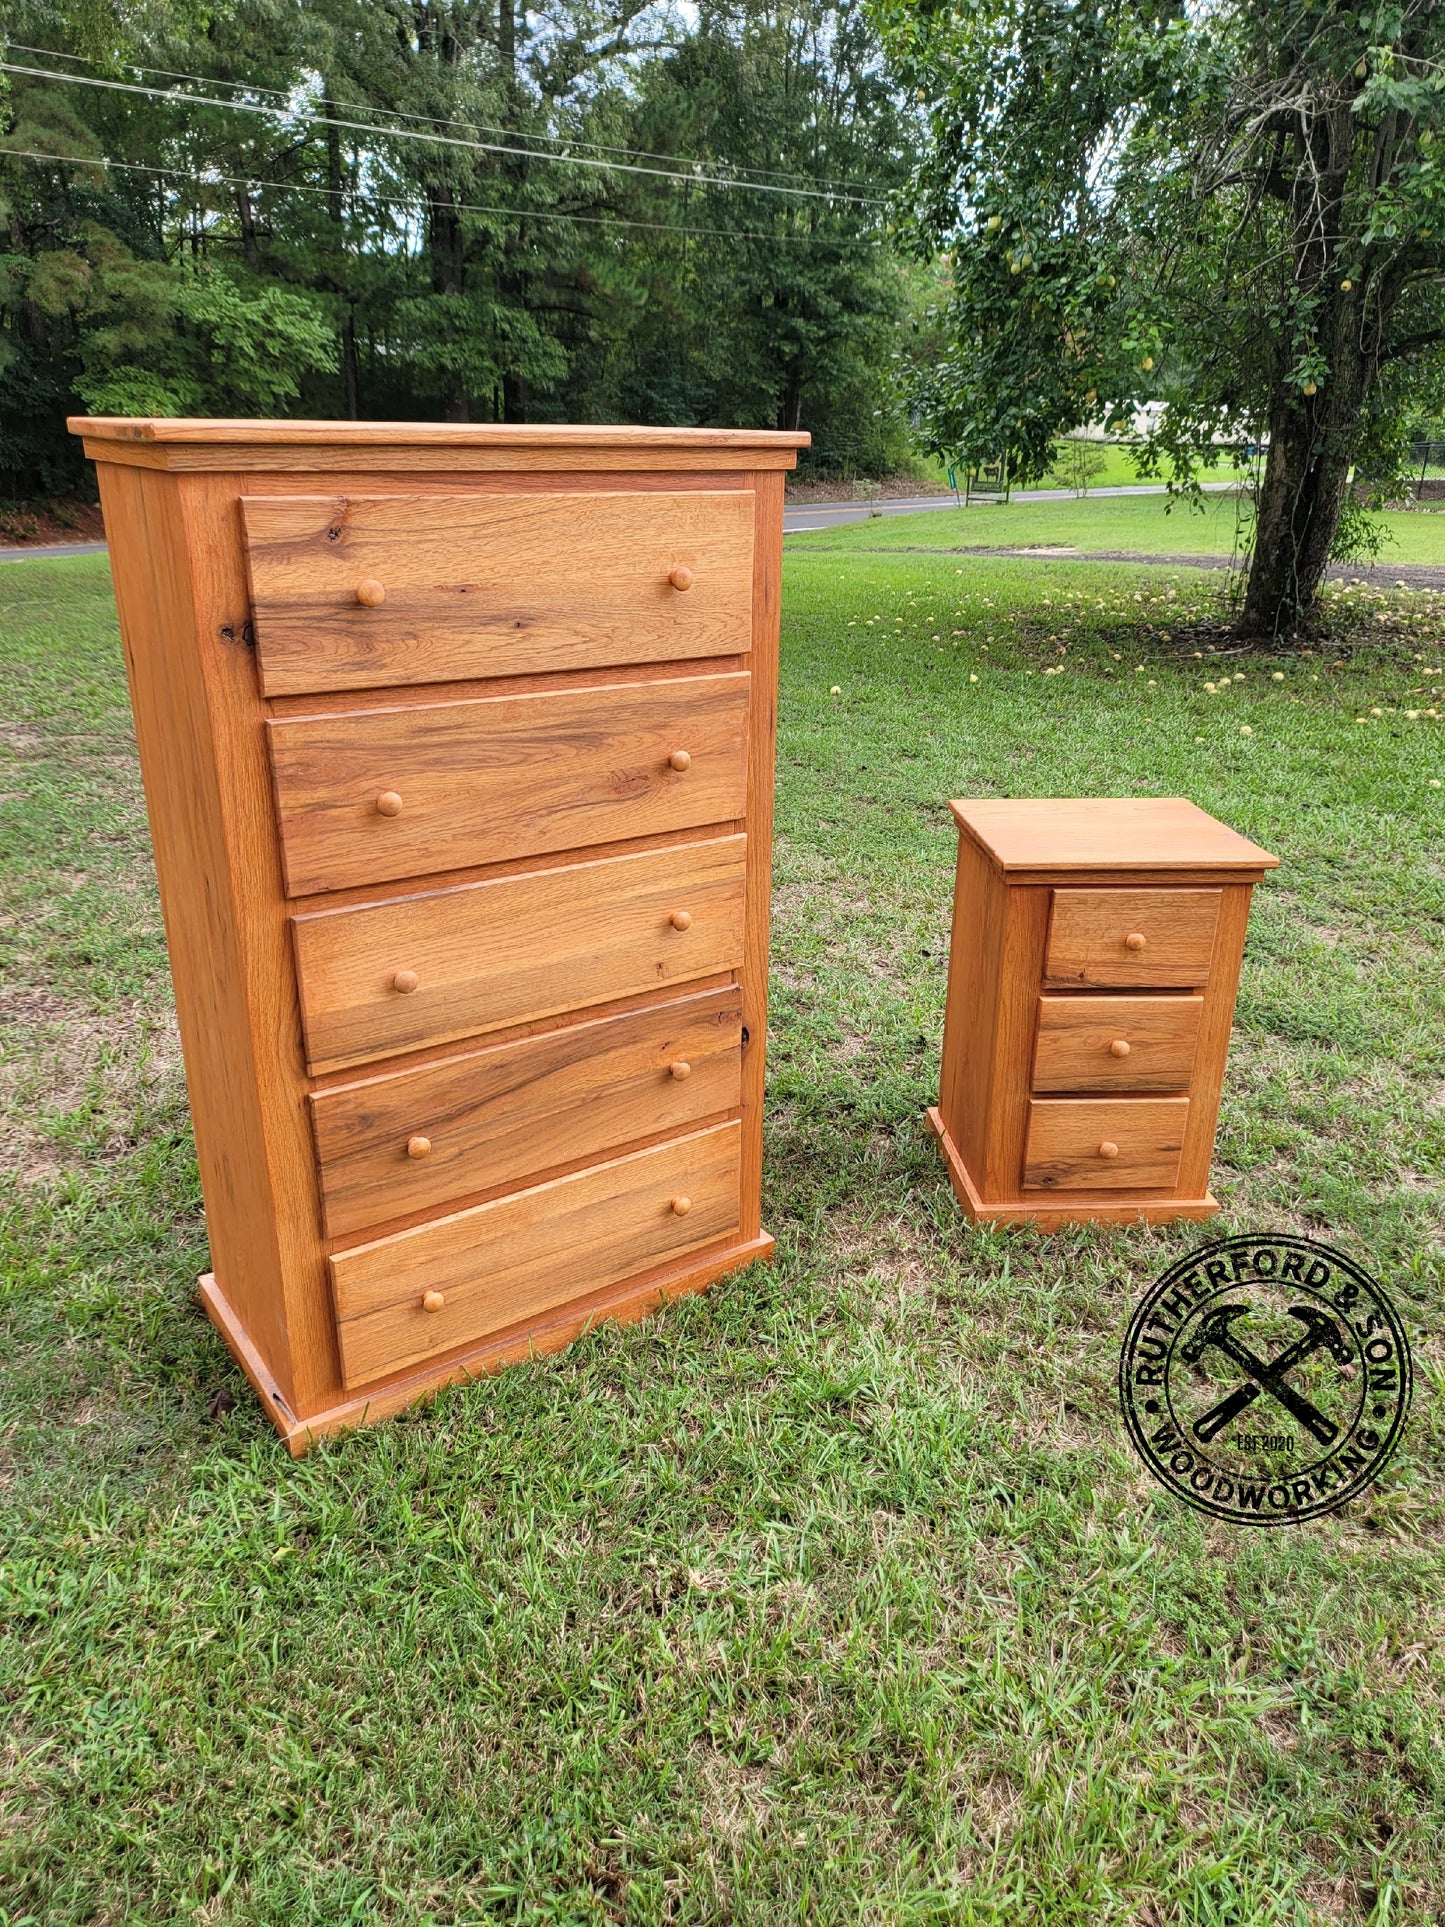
[{"left": 950, "top": 797, "right": 1278, "bottom": 874}]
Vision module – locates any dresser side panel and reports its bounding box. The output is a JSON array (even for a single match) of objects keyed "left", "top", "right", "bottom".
[
  {"left": 94, "top": 460, "right": 302, "bottom": 1404},
  {"left": 937, "top": 836, "right": 1007, "bottom": 1180},
  {"left": 980, "top": 885, "right": 1053, "bottom": 1199},
  {"left": 172, "top": 471, "right": 344, "bottom": 1413},
  {"left": 1176, "top": 880, "right": 1255, "bottom": 1198},
  {"left": 739, "top": 470, "right": 782, "bottom": 1245}
]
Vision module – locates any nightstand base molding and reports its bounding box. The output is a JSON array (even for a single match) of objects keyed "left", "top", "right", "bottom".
[{"left": 925, "top": 1107, "right": 1218, "bottom": 1230}]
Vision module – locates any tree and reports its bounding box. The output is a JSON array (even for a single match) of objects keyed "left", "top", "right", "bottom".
[
  {"left": 873, "top": 0, "right": 1445, "bottom": 638},
  {"left": 2, "top": 0, "right": 915, "bottom": 488}
]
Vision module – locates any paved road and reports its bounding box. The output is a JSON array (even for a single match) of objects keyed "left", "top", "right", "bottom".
[
  {"left": 781, "top": 480, "right": 1236, "bottom": 534},
  {"left": 0, "top": 539, "right": 108, "bottom": 563},
  {"left": 0, "top": 481, "right": 1238, "bottom": 562}
]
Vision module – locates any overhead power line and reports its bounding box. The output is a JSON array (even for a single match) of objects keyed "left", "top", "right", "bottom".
[
  {"left": 0, "top": 60, "right": 886, "bottom": 206},
  {"left": 3, "top": 146, "right": 883, "bottom": 248},
  {"left": 5, "top": 40, "right": 883, "bottom": 197}
]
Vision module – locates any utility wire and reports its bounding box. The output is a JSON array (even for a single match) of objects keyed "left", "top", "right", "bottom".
[
  {"left": 3, "top": 146, "right": 882, "bottom": 247},
  {"left": 0, "top": 60, "right": 886, "bottom": 206},
  {"left": 4, "top": 39, "right": 883, "bottom": 196}
]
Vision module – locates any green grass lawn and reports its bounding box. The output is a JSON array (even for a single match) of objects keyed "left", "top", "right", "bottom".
[
  {"left": 913, "top": 443, "right": 1246, "bottom": 496},
  {"left": 791, "top": 487, "right": 1445, "bottom": 565},
  {"left": 2, "top": 552, "right": 1444, "bottom": 1924}
]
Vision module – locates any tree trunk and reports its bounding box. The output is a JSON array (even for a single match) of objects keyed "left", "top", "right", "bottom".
[
  {"left": 341, "top": 310, "right": 360, "bottom": 419},
  {"left": 236, "top": 190, "right": 260, "bottom": 268},
  {"left": 502, "top": 371, "right": 529, "bottom": 422},
  {"left": 430, "top": 186, "right": 470, "bottom": 422},
  {"left": 1240, "top": 296, "right": 1370, "bottom": 639}
]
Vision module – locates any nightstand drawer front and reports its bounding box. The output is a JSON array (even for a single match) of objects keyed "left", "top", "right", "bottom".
[
  {"left": 331, "top": 1121, "right": 742, "bottom": 1387},
  {"left": 1024, "top": 1097, "right": 1189, "bottom": 1190},
  {"left": 268, "top": 673, "right": 750, "bottom": 896},
  {"left": 310, "top": 986, "right": 743, "bottom": 1239},
  {"left": 243, "top": 491, "right": 755, "bottom": 696},
  {"left": 292, "top": 834, "right": 747, "bottom": 1072},
  {"left": 1033, "top": 994, "right": 1203, "bottom": 1093},
  {"left": 1045, "top": 889, "right": 1220, "bottom": 987}
]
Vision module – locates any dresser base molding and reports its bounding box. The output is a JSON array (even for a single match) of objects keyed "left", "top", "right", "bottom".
[
  {"left": 924, "top": 1108, "right": 1218, "bottom": 1230},
  {"left": 201, "top": 1229, "right": 775, "bottom": 1454}
]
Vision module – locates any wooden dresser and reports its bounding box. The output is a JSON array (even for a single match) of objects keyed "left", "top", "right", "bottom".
[
  {"left": 72, "top": 417, "right": 806, "bottom": 1451},
  {"left": 927, "top": 798, "right": 1277, "bottom": 1228}
]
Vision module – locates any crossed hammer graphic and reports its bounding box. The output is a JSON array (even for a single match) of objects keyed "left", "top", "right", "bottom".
[{"left": 1181, "top": 1303, "right": 1351, "bottom": 1447}]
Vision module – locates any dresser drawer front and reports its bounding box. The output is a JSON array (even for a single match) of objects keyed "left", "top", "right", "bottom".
[
  {"left": 1032, "top": 994, "right": 1202, "bottom": 1093},
  {"left": 1024, "top": 1097, "right": 1189, "bottom": 1191},
  {"left": 310, "top": 986, "right": 743, "bottom": 1239},
  {"left": 1044, "top": 888, "right": 1220, "bottom": 988},
  {"left": 331, "top": 1121, "right": 742, "bottom": 1387},
  {"left": 269, "top": 674, "right": 749, "bottom": 896},
  {"left": 292, "top": 834, "right": 746, "bottom": 1072},
  {"left": 242, "top": 491, "right": 755, "bottom": 696}
]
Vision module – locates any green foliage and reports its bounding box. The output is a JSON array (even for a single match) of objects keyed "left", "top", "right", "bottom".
[
  {"left": 1046, "top": 437, "right": 1110, "bottom": 498},
  {"left": 873, "top": 0, "right": 1445, "bottom": 628},
  {"left": 0, "top": 0, "right": 916, "bottom": 488}
]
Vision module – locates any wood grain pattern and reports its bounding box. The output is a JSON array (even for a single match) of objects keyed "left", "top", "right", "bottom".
[
  {"left": 332, "top": 1122, "right": 742, "bottom": 1386},
  {"left": 242, "top": 492, "right": 755, "bottom": 695},
  {"left": 310, "top": 986, "right": 742, "bottom": 1238},
  {"left": 982, "top": 886, "right": 1053, "bottom": 1197},
  {"left": 936, "top": 833, "right": 1008, "bottom": 1182},
  {"left": 737, "top": 471, "right": 783, "bottom": 1244},
  {"left": 931, "top": 800, "right": 1270, "bottom": 1229},
  {"left": 926, "top": 1111, "right": 1216, "bottom": 1228},
  {"left": 93, "top": 463, "right": 309, "bottom": 1402},
  {"left": 1044, "top": 888, "right": 1221, "bottom": 988},
  {"left": 1032, "top": 993, "right": 1203, "bottom": 1093},
  {"left": 79, "top": 425, "right": 791, "bottom": 1444},
  {"left": 74, "top": 415, "right": 809, "bottom": 454},
  {"left": 1024, "top": 1096, "right": 1190, "bottom": 1191},
  {"left": 292, "top": 833, "right": 747, "bottom": 1072},
  {"left": 1176, "top": 882, "right": 1254, "bottom": 1199},
  {"left": 268, "top": 672, "right": 750, "bottom": 895},
  {"left": 205, "top": 1231, "right": 776, "bottom": 1454},
  {"left": 953, "top": 798, "right": 1278, "bottom": 875}
]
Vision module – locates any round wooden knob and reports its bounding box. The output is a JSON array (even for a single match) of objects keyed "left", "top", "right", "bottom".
[
  {"left": 1109, "top": 1039, "right": 1131, "bottom": 1059},
  {"left": 375, "top": 790, "right": 403, "bottom": 817},
  {"left": 669, "top": 566, "right": 695, "bottom": 592},
  {"left": 668, "top": 750, "right": 692, "bottom": 773},
  {"left": 392, "top": 968, "right": 419, "bottom": 994},
  {"left": 407, "top": 1135, "right": 432, "bottom": 1160},
  {"left": 356, "top": 578, "right": 386, "bottom": 607},
  {"left": 669, "top": 1060, "right": 691, "bottom": 1080},
  {"left": 421, "top": 1289, "right": 445, "bottom": 1313},
  {"left": 1098, "top": 1140, "right": 1120, "bottom": 1160},
  {"left": 670, "top": 1194, "right": 692, "bottom": 1216},
  {"left": 669, "top": 909, "right": 693, "bottom": 931},
  {"left": 1124, "top": 932, "right": 1147, "bottom": 952}
]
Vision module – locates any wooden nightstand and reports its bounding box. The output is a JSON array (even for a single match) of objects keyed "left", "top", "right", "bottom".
[
  {"left": 71, "top": 416, "right": 806, "bottom": 1451},
  {"left": 926, "top": 799, "right": 1277, "bottom": 1228}
]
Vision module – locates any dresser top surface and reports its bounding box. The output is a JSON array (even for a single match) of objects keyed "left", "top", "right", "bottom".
[
  {"left": 950, "top": 797, "right": 1278, "bottom": 874},
  {"left": 71, "top": 415, "right": 808, "bottom": 457}
]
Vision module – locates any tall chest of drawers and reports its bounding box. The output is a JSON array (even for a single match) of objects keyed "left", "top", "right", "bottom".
[
  {"left": 927, "top": 798, "right": 1277, "bottom": 1228},
  {"left": 73, "top": 417, "right": 806, "bottom": 1451}
]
